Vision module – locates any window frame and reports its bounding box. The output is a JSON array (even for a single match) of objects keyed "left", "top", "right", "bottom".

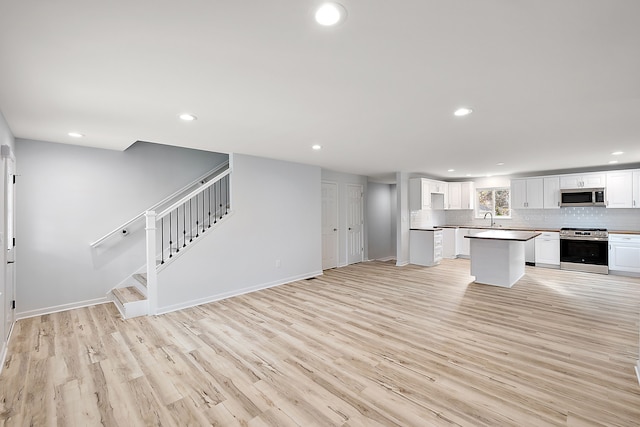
[{"left": 475, "top": 187, "right": 511, "bottom": 219}]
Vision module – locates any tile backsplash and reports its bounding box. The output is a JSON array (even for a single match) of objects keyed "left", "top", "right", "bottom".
[{"left": 443, "top": 207, "right": 640, "bottom": 231}]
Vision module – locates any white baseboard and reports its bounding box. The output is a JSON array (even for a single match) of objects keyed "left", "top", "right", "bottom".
[
  {"left": 16, "top": 297, "right": 110, "bottom": 320},
  {"left": 156, "top": 270, "right": 323, "bottom": 315},
  {"left": 376, "top": 256, "right": 396, "bottom": 262},
  {"left": 396, "top": 260, "right": 409, "bottom": 267}
]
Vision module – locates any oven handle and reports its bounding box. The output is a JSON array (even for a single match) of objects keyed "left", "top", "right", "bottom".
[{"left": 560, "top": 236, "right": 608, "bottom": 241}]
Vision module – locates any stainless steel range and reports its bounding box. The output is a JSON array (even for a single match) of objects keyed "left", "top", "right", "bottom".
[{"left": 559, "top": 228, "right": 609, "bottom": 274}]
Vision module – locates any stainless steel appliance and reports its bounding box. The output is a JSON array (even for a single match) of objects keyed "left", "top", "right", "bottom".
[
  {"left": 559, "top": 228, "right": 608, "bottom": 274},
  {"left": 560, "top": 188, "right": 605, "bottom": 207}
]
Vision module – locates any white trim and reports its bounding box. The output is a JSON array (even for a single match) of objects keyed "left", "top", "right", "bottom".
[
  {"left": 16, "top": 297, "right": 110, "bottom": 320},
  {"left": 376, "top": 256, "right": 396, "bottom": 262},
  {"left": 636, "top": 363, "right": 640, "bottom": 386},
  {"left": 396, "top": 260, "right": 409, "bottom": 267},
  {"left": 155, "top": 270, "right": 322, "bottom": 315}
]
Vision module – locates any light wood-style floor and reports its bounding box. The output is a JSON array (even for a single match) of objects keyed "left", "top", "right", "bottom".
[{"left": 2, "top": 259, "right": 640, "bottom": 426}]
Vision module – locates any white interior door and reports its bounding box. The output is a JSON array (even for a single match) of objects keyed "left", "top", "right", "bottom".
[
  {"left": 321, "top": 182, "right": 338, "bottom": 270},
  {"left": 4, "top": 155, "right": 15, "bottom": 341},
  {"left": 347, "top": 184, "right": 364, "bottom": 265}
]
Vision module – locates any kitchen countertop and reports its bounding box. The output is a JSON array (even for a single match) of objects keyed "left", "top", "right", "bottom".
[
  {"left": 410, "top": 228, "right": 443, "bottom": 231},
  {"left": 439, "top": 225, "right": 640, "bottom": 235},
  {"left": 465, "top": 230, "right": 541, "bottom": 241}
]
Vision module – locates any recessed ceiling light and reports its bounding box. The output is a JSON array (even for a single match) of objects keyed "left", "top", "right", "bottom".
[
  {"left": 466, "top": 174, "right": 472, "bottom": 177},
  {"left": 609, "top": 160, "right": 619, "bottom": 164},
  {"left": 315, "top": 3, "right": 347, "bottom": 26},
  {"left": 68, "top": 132, "right": 84, "bottom": 138},
  {"left": 611, "top": 151, "right": 624, "bottom": 155},
  {"left": 496, "top": 162, "right": 505, "bottom": 166},
  {"left": 447, "top": 169, "right": 455, "bottom": 172},
  {"left": 179, "top": 113, "right": 197, "bottom": 121},
  {"left": 454, "top": 107, "right": 473, "bottom": 117},
  {"left": 312, "top": 144, "right": 322, "bottom": 150}
]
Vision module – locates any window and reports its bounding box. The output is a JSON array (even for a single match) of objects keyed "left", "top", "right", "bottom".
[{"left": 476, "top": 187, "right": 510, "bottom": 218}]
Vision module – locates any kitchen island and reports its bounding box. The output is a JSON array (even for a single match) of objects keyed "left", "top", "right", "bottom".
[{"left": 465, "top": 230, "right": 541, "bottom": 288}]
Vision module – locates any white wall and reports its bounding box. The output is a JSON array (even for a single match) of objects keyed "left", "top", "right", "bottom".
[
  {"left": 156, "top": 154, "right": 322, "bottom": 313},
  {"left": 321, "top": 169, "right": 368, "bottom": 266},
  {"left": 367, "top": 182, "right": 395, "bottom": 261},
  {"left": 15, "top": 139, "right": 227, "bottom": 317}
]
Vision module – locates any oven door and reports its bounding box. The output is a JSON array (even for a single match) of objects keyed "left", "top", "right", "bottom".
[{"left": 560, "top": 238, "right": 609, "bottom": 274}]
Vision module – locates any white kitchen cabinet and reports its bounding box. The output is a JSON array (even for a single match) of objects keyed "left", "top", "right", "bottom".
[
  {"left": 409, "top": 178, "right": 431, "bottom": 210},
  {"left": 609, "top": 234, "right": 640, "bottom": 274},
  {"left": 447, "top": 183, "right": 461, "bottom": 209},
  {"left": 543, "top": 176, "right": 560, "bottom": 209},
  {"left": 534, "top": 231, "right": 560, "bottom": 267},
  {"left": 446, "top": 181, "right": 474, "bottom": 210},
  {"left": 560, "top": 173, "right": 606, "bottom": 189},
  {"left": 511, "top": 178, "right": 544, "bottom": 209},
  {"left": 442, "top": 228, "right": 457, "bottom": 258},
  {"left": 634, "top": 170, "right": 640, "bottom": 208},
  {"left": 410, "top": 229, "right": 443, "bottom": 266},
  {"left": 606, "top": 171, "right": 633, "bottom": 208},
  {"left": 456, "top": 228, "right": 484, "bottom": 257}
]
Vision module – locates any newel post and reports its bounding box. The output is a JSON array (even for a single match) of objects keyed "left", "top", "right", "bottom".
[{"left": 145, "top": 210, "right": 158, "bottom": 315}]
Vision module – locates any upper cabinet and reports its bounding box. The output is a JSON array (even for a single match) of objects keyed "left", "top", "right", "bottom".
[
  {"left": 410, "top": 178, "right": 448, "bottom": 210},
  {"left": 447, "top": 182, "right": 474, "bottom": 210},
  {"left": 559, "top": 172, "right": 606, "bottom": 189},
  {"left": 543, "top": 176, "right": 561, "bottom": 209},
  {"left": 511, "top": 178, "right": 543, "bottom": 209},
  {"left": 634, "top": 171, "right": 640, "bottom": 208},
  {"left": 606, "top": 171, "right": 634, "bottom": 208},
  {"left": 409, "top": 178, "right": 432, "bottom": 210}
]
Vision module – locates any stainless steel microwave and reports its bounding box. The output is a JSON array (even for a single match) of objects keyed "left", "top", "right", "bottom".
[{"left": 560, "top": 188, "right": 606, "bottom": 207}]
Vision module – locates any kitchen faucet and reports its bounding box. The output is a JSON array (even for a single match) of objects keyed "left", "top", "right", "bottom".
[{"left": 484, "top": 211, "right": 495, "bottom": 227}]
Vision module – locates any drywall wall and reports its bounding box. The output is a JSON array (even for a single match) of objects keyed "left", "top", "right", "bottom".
[
  {"left": 15, "top": 139, "right": 227, "bottom": 316},
  {"left": 321, "top": 169, "right": 368, "bottom": 266},
  {"left": 156, "top": 154, "right": 322, "bottom": 313},
  {"left": 367, "top": 182, "right": 394, "bottom": 260}
]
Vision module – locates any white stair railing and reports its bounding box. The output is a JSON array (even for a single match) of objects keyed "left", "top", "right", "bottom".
[
  {"left": 90, "top": 161, "right": 229, "bottom": 247},
  {"left": 144, "top": 167, "right": 232, "bottom": 315}
]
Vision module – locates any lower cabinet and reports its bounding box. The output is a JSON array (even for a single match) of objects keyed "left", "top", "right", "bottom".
[
  {"left": 456, "top": 228, "right": 484, "bottom": 257},
  {"left": 534, "top": 231, "right": 560, "bottom": 267},
  {"left": 409, "top": 229, "right": 443, "bottom": 267},
  {"left": 609, "top": 234, "right": 640, "bottom": 274}
]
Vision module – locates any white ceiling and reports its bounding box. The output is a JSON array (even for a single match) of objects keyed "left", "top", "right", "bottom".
[{"left": 1, "top": 1, "right": 639, "bottom": 182}]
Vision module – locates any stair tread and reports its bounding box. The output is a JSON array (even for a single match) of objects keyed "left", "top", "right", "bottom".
[
  {"left": 113, "top": 286, "right": 146, "bottom": 304},
  {"left": 133, "top": 273, "right": 147, "bottom": 287}
]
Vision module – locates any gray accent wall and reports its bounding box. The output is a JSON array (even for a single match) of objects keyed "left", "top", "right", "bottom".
[
  {"left": 15, "top": 139, "right": 227, "bottom": 316},
  {"left": 157, "top": 154, "right": 322, "bottom": 313},
  {"left": 367, "top": 182, "right": 395, "bottom": 261}
]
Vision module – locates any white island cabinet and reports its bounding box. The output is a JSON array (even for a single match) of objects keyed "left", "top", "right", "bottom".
[
  {"left": 466, "top": 230, "right": 540, "bottom": 288},
  {"left": 410, "top": 229, "right": 443, "bottom": 267}
]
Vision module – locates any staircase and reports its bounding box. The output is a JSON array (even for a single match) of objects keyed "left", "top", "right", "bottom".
[
  {"left": 111, "top": 273, "right": 148, "bottom": 319},
  {"left": 103, "top": 164, "right": 232, "bottom": 319}
]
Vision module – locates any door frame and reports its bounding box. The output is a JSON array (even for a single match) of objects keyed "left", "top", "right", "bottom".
[
  {"left": 346, "top": 183, "right": 364, "bottom": 265},
  {"left": 321, "top": 181, "right": 339, "bottom": 270}
]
